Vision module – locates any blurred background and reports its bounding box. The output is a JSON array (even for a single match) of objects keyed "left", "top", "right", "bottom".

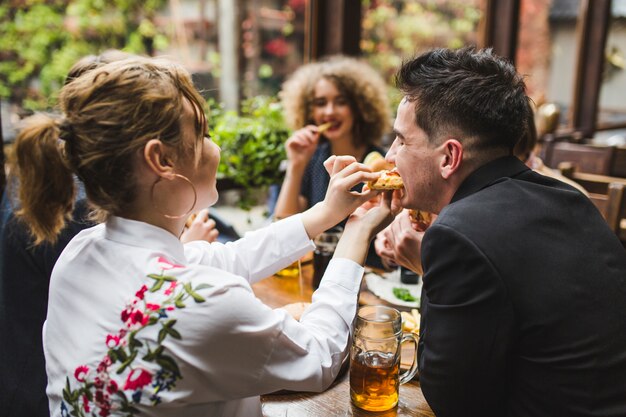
[{"left": 1, "top": 0, "right": 626, "bottom": 222}]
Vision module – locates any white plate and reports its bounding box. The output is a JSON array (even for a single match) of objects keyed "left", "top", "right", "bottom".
[{"left": 365, "top": 268, "right": 421, "bottom": 309}]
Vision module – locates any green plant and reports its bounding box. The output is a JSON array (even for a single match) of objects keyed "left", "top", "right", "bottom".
[
  {"left": 0, "top": 0, "right": 168, "bottom": 110},
  {"left": 211, "top": 96, "right": 290, "bottom": 210},
  {"left": 361, "top": 0, "right": 483, "bottom": 110}
]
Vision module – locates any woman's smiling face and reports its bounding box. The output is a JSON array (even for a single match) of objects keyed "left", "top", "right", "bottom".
[{"left": 310, "top": 77, "right": 354, "bottom": 142}]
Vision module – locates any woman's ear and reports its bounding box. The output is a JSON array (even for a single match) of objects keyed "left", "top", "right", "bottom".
[
  {"left": 439, "top": 139, "right": 463, "bottom": 180},
  {"left": 143, "top": 139, "right": 175, "bottom": 179}
]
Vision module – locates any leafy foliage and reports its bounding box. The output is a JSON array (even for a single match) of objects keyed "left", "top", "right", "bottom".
[
  {"left": 210, "top": 96, "right": 290, "bottom": 210},
  {"left": 361, "top": 0, "right": 483, "bottom": 109},
  {"left": 0, "top": 0, "right": 168, "bottom": 110}
]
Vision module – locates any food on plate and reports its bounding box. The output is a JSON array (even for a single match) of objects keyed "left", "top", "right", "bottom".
[
  {"left": 408, "top": 209, "right": 433, "bottom": 232},
  {"left": 393, "top": 287, "right": 417, "bottom": 302},
  {"left": 401, "top": 308, "right": 421, "bottom": 335},
  {"left": 317, "top": 122, "right": 333, "bottom": 133},
  {"left": 368, "top": 168, "right": 404, "bottom": 190}
]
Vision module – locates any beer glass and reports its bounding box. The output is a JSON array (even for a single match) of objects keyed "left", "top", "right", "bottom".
[
  {"left": 274, "top": 216, "right": 301, "bottom": 279},
  {"left": 275, "top": 259, "right": 300, "bottom": 278},
  {"left": 312, "top": 230, "right": 341, "bottom": 289},
  {"left": 350, "top": 305, "right": 419, "bottom": 412}
]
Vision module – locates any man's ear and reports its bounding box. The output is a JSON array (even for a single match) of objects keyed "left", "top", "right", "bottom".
[
  {"left": 143, "top": 139, "right": 175, "bottom": 179},
  {"left": 439, "top": 139, "right": 463, "bottom": 179}
]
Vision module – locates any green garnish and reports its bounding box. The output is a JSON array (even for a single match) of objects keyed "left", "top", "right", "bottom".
[{"left": 392, "top": 287, "right": 417, "bottom": 302}]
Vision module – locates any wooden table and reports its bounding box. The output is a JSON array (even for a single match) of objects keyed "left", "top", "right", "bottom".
[{"left": 252, "top": 256, "right": 435, "bottom": 417}]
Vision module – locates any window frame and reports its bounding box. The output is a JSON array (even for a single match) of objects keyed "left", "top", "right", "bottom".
[{"left": 304, "top": 0, "right": 615, "bottom": 141}]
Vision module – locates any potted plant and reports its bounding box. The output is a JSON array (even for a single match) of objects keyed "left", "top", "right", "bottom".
[{"left": 209, "top": 96, "right": 289, "bottom": 211}]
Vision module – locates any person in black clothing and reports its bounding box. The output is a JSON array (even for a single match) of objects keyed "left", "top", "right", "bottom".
[
  {"left": 378, "top": 47, "right": 626, "bottom": 417},
  {"left": 0, "top": 199, "right": 93, "bottom": 417}
]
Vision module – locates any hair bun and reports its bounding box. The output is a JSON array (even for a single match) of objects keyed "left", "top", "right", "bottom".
[{"left": 58, "top": 119, "right": 75, "bottom": 142}]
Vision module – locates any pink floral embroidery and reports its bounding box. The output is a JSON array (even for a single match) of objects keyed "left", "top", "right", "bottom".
[
  {"left": 105, "top": 334, "right": 120, "bottom": 348},
  {"left": 146, "top": 303, "right": 161, "bottom": 311},
  {"left": 156, "top": 256, "right": 184, "bottom": 270},
  {"left": 107, "top": 380, "right": 118, "bottom": 394},
  {"left": 61, "top": 257, "right": 213, "bottom": 417},
  {"left": 164, "top": 281, "right": 178, "bottom": 295},
  {"left": 74, "top": 365, "right": 89, "bottom": 382},
  {"left": 121, "top": 308, "right": 149, "bottom": 330},
  {"left": 135, "top": 285, "right": 148, "bottom": 300},
  {"left": 124, "top": 368, "right": 153, "bottom": 391}
]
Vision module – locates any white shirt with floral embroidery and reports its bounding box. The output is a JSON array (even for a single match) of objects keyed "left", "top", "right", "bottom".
[{"left": 43, "top": 214, "right": 364, "bottom": 417}]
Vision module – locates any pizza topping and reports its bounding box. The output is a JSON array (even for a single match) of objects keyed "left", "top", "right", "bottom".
[
  {"left": 408, "top": 209, "right": 433, "bottom": 232},
  {"left": 368, "top": 168, "right": 404, "bottom": 190}
]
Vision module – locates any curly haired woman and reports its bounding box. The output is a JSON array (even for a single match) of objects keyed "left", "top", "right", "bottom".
[{"left": 274, "top": 56, "right": 392, "bottom": 222}]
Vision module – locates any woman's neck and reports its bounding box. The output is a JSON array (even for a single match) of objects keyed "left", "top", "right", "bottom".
[{"left": 121, "top": 199, "right": 187, "bottom": 240}]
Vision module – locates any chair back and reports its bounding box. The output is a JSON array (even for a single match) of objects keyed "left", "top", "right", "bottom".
[
  {"left": 545, "top": 142, "right": 615, "bottom": 175},
  {"left": 612, "top": 146, "right": 626, "bottom": 178},
  {"left": 560, "top": 164, "right": 626, "bottom": 243}
]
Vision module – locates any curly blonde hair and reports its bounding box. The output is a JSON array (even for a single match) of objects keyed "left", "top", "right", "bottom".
[{"left": 280, "top": 56, "right": 391, "bottom": 147}]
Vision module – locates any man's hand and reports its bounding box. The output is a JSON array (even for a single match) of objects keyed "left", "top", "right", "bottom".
[
  {"left": 180, "top": 208, "right": 219, "bottom": 243},
  {"left": 374, "top": 209, "right": 425, "bottom": 275}
]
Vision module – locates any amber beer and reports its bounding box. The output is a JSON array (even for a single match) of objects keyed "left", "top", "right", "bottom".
[
  {"left": 350, "top": 349, "right": 400, "bottom": 411},
  {"left": 350, "top": 305, "right": 419, "bottom": 412},
  {"left": 275, "top": 259, "right": 300, "bottom": 278}
]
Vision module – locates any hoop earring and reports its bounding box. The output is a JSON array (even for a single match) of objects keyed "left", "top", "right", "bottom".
[{"left": 150, "top": 174, "right": 198, "bottom": 219}]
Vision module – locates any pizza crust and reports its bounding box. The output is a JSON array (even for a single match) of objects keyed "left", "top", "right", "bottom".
[{"left": 368, "top": 169, "right": 404, "bottom": 190}]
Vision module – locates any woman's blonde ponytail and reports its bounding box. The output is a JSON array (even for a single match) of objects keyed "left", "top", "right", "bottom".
[{"left": 11, "top": 114, "right": 76, "bottom": 245}]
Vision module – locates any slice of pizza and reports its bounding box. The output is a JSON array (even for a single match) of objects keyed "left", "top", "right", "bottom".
[
  {"left": 368, "top": 168, "right": 404, "bottom": 190},
  {"left": 408, "top": 209, "right": 433, "bottom": 232}
]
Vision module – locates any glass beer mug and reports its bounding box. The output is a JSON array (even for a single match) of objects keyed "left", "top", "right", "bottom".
[
  {"left": 312, "top": 229, "right": 341, "bottom": 289},
  {"left": 350, "top": 305, "right": 419, "bottom": 412}
]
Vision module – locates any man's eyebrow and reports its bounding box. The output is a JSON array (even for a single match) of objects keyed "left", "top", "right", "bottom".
[{"left": 392, "top": 128, "right": 405, "bottom": 139}]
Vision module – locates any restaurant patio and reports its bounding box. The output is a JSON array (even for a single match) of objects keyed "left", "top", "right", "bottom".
[{"left": 1, "top": 2, "right": 626, "bottom": 417}]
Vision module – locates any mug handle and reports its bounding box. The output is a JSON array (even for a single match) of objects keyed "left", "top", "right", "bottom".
[{"left": 398, "top": 332, "right": 419, "bottom": 384}]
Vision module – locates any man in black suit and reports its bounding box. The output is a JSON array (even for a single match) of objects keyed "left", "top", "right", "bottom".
[{"left": 378, "top": 47, "right": 626, "bottom": 417}]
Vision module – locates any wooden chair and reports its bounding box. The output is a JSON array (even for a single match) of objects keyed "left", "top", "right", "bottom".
[
  {"left": 611, "top": 146, "right": 626, "bottom": 178},
  {"left": 544, "top": 142, "right": 615, "bottom": 175},
  {"left": 559, "top": 163, "right": 626, "bottom": 244}
]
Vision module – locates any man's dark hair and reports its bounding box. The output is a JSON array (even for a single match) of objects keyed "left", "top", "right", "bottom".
[{"left": 396, "top": 47, "right": 530, "bottom": 152}]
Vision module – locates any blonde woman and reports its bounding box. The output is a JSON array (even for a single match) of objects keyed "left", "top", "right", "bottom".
[
  {"left": 274, "top": 56, "right": 391, "bottom": 221},
  {"left": 0, "top": 51, "right": 219, "bottom": 417},
  {"left": 29, "top": 57, "right": 396, "bottom": 417}
]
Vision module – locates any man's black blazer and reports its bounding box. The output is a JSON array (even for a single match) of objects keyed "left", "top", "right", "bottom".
[{"left": 418, "top": 156, "right": 626, "bottom": 417}]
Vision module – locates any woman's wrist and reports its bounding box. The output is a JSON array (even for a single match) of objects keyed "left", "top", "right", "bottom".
[
  {"left": 333, "top": 225, "right": 372, "bottom": 265},
  {"left": 301, "top": 202, "right": 341, "bottom": 239},
  {"left": 286, "top": 160, "right": 307, "bottom": 176}
]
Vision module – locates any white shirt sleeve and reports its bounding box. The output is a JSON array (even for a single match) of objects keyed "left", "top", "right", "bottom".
[
  {"left": 183, "top": 214, "right": 314, "bottom": 283},
  {"left": 166, "top": 258, "right": 363, "bottom": 401}
]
